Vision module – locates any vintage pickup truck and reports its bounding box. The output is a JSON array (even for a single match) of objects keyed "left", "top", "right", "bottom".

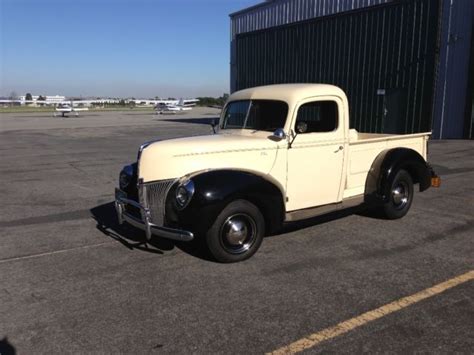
[{"left": 115, "top": 84, "right": 439, "bottom": 262}]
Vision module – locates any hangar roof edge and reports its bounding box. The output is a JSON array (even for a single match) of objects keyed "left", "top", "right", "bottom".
[{"left": 229, "top": 0, "right": 277, "bottom": 18}]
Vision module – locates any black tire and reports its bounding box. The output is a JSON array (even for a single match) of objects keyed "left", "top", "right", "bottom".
[
  {"left": 382, "top": 169, "right": 414, "bottom": 219},
  {"left": 205, "top": 199, "right": 265, "bottom": 263}
]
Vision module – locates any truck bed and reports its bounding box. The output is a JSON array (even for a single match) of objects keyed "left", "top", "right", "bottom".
[
  {"left": 348, "top": 129, "right": 431, "bottom": 145},
  {"left": 343, "top": 129, "right": 431, "bottom": 199}
]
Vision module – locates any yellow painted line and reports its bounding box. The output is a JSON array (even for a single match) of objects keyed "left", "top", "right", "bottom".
[{"left": 269, "top": 270, "right": 474, "bottom": 355}]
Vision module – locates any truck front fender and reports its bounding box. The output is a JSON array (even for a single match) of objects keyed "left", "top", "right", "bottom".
[
  {"left": 166, "top": 169, "right": 285, "bottom": 235},
  {"left": 365, "top": 148, "right": 432, "bottom": 204}
]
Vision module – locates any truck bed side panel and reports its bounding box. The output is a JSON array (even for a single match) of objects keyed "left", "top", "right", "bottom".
[{"left": 344, "top": 134, "right": 429, "bottom": 199}]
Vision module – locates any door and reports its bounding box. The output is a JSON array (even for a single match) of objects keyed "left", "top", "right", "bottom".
[
  {"left": 384, "top": 88, "right": 408, "bottom": 134},
  {"left": 286, "top": 98, "right": 345, "bottom": 211}
]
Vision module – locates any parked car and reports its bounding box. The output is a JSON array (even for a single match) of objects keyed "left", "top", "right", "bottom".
[{"left": 115, "top": 84, "right": 439, "bottom": 262}]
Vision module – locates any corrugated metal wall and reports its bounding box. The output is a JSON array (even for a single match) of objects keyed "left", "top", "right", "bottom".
[
  {"left": 230, "top": 0, "right": 474, "bottom": 139},
  {"left": 432, "top": 0, "right": 474, "bottom": 139},
  {"left": 230, "top": 0, "right": 394, "bottom": 93},
  {"left": 231, "top": 0, "right": 392, "bottom": 38},
  {"left": 468, "top": 21, "right": 474, "bottom": 139},
  {"left": 233, "top": 0, "right": 441, "bottom": 135}
]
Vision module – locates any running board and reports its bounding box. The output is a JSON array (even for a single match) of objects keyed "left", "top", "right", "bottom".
[{"left": 285, "top": 195, "right": 365, "bottom": 222}]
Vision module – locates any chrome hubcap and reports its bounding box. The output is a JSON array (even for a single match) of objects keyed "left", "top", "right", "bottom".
[
  {"left": 220, "top": 214, "right": 257, "bottom": 254},
  {"left": 392, "top": 181, "right": 409, "bottom": 209},
  {"left": 226, "top": 220, "right": 248, "bottom": 245}
]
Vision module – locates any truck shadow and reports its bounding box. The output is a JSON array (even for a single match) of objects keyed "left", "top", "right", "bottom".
[
  {"left": 0, "top": 337, "right": 16, "bottom": 355},
  {"left": 270, "top": 205, "right": 375, "bottom": 237},
  {"left": 90, "top": 202, "right": 214, "bottom": 261},
  {"left": 91, "top": 202, "right": 378, "bottom": 260}
]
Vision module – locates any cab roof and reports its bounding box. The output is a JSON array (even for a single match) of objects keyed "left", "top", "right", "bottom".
[{"left": 228, "top": 84, "right": 347, "bottom": 104}]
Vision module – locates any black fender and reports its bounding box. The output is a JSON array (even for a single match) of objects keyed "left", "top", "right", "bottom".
[
  {"left": 166, "top": 169, "right": 285, "bottom": 235},
  {"left": 365, "top": 148, "right": 432, "bottom": 204}
]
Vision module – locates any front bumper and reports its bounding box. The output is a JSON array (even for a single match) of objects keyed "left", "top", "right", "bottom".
[{"left": 114, "top": 188, "right": 194, "bottom": 242}]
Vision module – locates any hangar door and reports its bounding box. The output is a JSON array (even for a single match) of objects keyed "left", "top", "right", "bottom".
[{"left": 234, "top": 0, "right": 441, "bottom": 135}]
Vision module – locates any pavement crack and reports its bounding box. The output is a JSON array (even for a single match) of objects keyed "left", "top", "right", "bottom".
[
  {"left": 0, "top": 241, "right": 114, "bottom": 265},
  {"left": 0, "top": 209, "right": 92, "bottom": 228},
  {"left": 69, "top": 162, "right": 88, "bottom": 174}
]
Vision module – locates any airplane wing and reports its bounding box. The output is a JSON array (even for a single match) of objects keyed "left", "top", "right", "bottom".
[{"left": 56, "top": 107, "right": 72, "bottom": 112}]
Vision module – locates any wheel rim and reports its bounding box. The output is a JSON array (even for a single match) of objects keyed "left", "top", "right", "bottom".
[
  {"left": 219, "top": 213, "right": 257, "bottom": 254},
  {"left": 392, "top": 181, "right": 409, "bottom": 210}
]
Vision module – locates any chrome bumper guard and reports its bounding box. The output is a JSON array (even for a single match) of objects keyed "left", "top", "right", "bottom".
[{"left": 114, "top": 188, "right": 194, "bottom": 242}]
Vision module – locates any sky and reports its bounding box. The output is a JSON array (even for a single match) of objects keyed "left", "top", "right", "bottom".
[{"left": 0, "top": 0, "right": 260, "bottom": 98}]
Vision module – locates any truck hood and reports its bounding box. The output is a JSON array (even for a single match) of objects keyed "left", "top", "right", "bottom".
[{"left": 138, "top": 132, "right": 280, "bottom": 182}]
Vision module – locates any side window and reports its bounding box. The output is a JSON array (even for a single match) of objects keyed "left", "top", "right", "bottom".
[{"left": 295, "top": 101, "right": 338, "bottom": 133}]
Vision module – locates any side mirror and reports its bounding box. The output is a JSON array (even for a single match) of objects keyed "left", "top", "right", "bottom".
[{"left": 272, "top": 128, "right": 287, "bottom": 140}]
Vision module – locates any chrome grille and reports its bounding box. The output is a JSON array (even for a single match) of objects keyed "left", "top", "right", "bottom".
[{"left": 139, "top": 179, "right": 176, "bottom": 226}]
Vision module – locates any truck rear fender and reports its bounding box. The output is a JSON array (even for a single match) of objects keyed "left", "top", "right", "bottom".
[
  {"left": 365, "top": 148, "right": 432, "bottom": 203},
  {"left": 168, "top": 169, "right": 286, "bottom": 235}
]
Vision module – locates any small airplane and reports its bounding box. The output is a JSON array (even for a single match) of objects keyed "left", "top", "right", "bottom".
[
  {"left": 54, "top": 101, "right": 89, "bottom": 117},
  {"left": 178, "top": 98, "right": 199, "bottom": 107},
  {"left": 154, "top": 98, "right": 194, "bottom": 114}
]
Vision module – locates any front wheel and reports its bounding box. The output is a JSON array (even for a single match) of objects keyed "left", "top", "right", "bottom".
[
  {"left": 382, "top": 169, "right": 414, "bottom": 219},
  {"left": 205, "top": 200, "right": 265, "bottom": 263}
]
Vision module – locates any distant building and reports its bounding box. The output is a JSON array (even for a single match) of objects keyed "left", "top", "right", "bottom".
[{"left": 18, "top": 95, "right": 66, "bottom": 105}]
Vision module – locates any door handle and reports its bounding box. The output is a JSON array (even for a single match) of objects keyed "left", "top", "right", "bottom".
[{"left": 334, "top": 146, "right": 343, "bottom": 153}]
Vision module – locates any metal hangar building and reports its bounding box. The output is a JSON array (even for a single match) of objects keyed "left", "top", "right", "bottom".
[{"left": 229, "top": 0, "right": 474, "bottom": 139}]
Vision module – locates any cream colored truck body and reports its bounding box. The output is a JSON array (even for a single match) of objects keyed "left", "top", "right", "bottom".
[{"left": 138, "top": 84, "right": 430, "bottom": 215}]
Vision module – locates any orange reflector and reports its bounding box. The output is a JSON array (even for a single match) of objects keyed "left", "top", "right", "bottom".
[{"left": 431, "top": 176, "right": 441, "bottom": 187}]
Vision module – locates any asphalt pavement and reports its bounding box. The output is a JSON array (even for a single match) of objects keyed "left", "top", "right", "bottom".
[{"left": 0, "top": 110, "right": 472, "bottom": 353}]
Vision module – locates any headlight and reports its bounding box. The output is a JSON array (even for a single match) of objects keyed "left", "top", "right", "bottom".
[{"left": 175, "top": 179, "right": 195, "bottom": 209}]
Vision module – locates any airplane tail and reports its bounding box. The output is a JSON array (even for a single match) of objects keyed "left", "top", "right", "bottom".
[{"left": 178, "top": 98, "right": 184, "bottom": 107}]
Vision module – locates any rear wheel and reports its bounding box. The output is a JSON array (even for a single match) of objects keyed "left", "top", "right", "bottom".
[
  {"left": 205, "top": 200, "right": 265, "bottom": 263},
  {"left": 382, "top": 169, "right": 414, "bottom": 219}
]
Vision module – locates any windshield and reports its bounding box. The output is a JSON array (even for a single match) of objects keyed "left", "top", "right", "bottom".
[{"left": 221, "top": 100, "right": 288, "bottom": 132}]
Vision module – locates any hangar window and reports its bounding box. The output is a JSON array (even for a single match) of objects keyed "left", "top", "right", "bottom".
[
  {"left": 222, "top": 100, "right": 288, "bottom": 132},
  {"left": 295, "top": 101, "right": 338, "bottom": 133}
]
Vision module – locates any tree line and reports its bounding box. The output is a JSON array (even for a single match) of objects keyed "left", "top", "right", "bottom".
[{"left": 196, "top": 94, "right": 229, "bottom": 107}]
